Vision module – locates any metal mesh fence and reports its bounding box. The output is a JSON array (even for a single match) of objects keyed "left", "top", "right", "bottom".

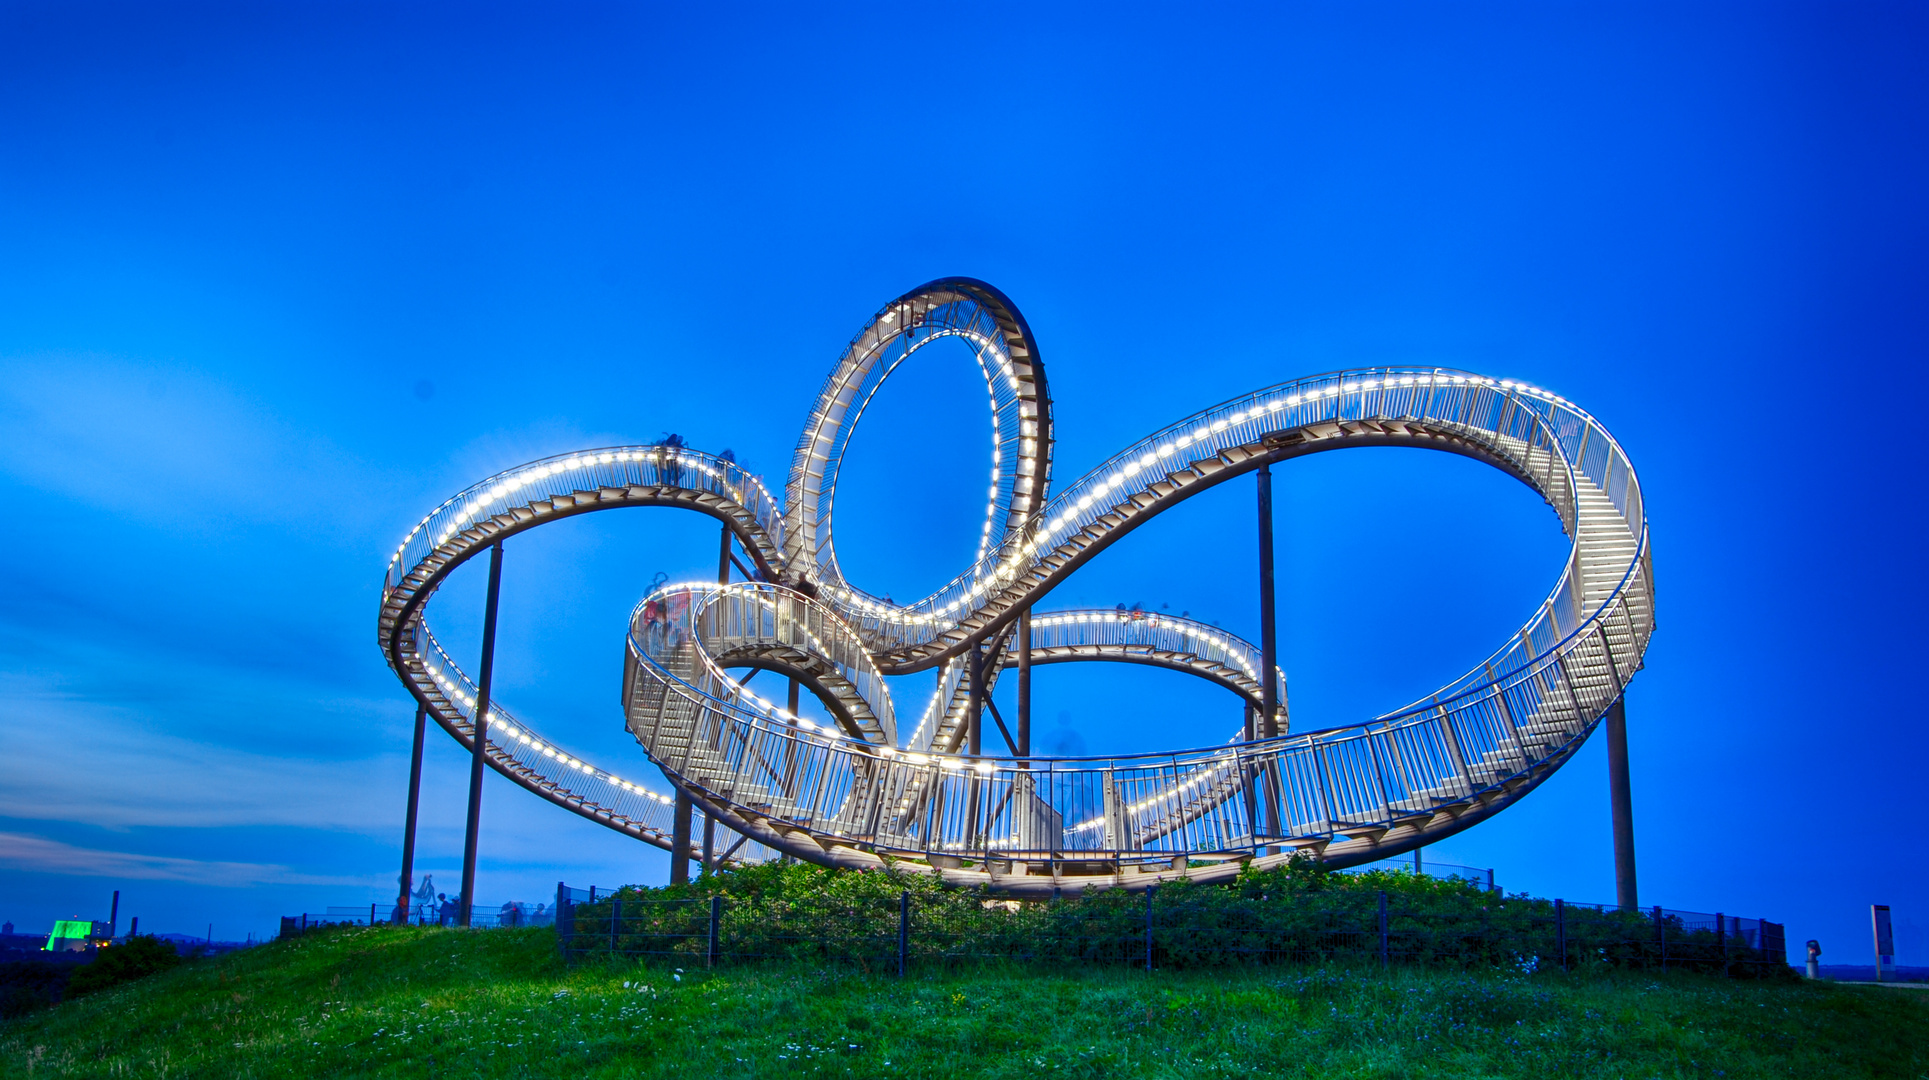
[
  {"left": 554, "top": 883, "right": 1788, "bottom": 978},
  {"left": 279, "top": 901, "right": 555, "bottom": 937}
]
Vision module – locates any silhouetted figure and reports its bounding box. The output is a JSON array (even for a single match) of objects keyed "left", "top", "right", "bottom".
[
  {"left": 642, "top": 597, "right": 666, "bottom": 653},
  {"left": 412, "top": 875, "right": 435, "bottom": 924},
  {"left": 666, "top": 588, "right": 691, "bottom": 648},
  {"left": 658, "top": 433, "right": 687, "bottom": 487}
]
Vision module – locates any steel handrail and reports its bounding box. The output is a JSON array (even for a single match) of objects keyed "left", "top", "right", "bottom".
[
  {"left": 813, "top": 368, "right": 1596, "bottom": 661},
  {"left": 377, "top": 282, "right": 1651, "bottom": 890}
]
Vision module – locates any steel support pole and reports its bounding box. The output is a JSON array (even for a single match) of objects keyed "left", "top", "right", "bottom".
[
  {"left": 779, "top": 676, "right": 801, "bottom": 807},
  {"left": 1017, "top": 609, "right": 1032, "bottom": 759},
  {"left": 1256, "top": 465, "right": 1281, "bottom": 851},
  {"left": 701, "top": 812, "right": 716, "bottom": 875},
  {"left": 703, "top": 521, "right": 732, "bottom": 877},
  {"left": 967, "top": 644, "right": 985, "bottom": 757},
  {"left": 965, "top": 644, "right": 984, "bottom": 848},
  {"left": 1605, "top": 696, "right": 1639, "bottom": 911},
  {"left": 670, "top": 792, "right": 693, "bottom": 885},
  {"left": 1256, "top": 464, "right": 1279, "bottom": 737},
  {"left": 397, "top": 703, "right": 428, "bottom": 923},
  {"left": 1241, "top": 705, "right": 1258, "bottom": 842},
  {"left": 458, "top": 540, "right": 504, "bottom": 928},
  {"left": 701, "top": 520, "right": 731, "bottom": 878}
]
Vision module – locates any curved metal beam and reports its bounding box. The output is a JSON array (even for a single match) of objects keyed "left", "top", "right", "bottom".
[{"left": 377, "top": 282, "right": 1651, "bottom": 895}]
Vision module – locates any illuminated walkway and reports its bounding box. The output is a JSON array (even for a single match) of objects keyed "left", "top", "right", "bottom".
[{"left": 379, "top": 279, "right": 1652, "bottom": 894}]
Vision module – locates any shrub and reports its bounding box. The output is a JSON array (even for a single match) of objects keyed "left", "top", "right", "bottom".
[
  {"left": 64, "top": 936, "right": 181, "bottom": 998},
  {"left": 561, "top": 859, "right": 1793, "bottom": 978},
  {"left": 0, "top": 961, "right": 68, "bottom": 1018}
]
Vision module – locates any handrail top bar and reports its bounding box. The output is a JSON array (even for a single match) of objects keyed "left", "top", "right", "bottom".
[{"left": 382, "top": 280, "right": 1654, "bottom": 882}]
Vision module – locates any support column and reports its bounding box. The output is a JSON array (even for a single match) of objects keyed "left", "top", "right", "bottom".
[
  {"left": 966, "top": 644, "right": 984, "bottom": 757},
  {"left": 780, "top": 677, "right": 801, "bottom": 798},
  {"left": 670, "top": 792, "right": 693, "bottom": 885},
  {"left": 1605, "top": 696, "right": 1639, "bottom": 911},
  {"left": 1017, "top": 610, "right": 1032, "bottom": 758},
  {"left": 701, "top": 812, "right": 716, "bottom": 875},
  {"left": 458, "top": 540, "right": 505, "bottom": 927},
  {"left": 1241, "top": 704, "right": 1258, "bottom": 839},
  {"left": 683, "top": 518, "right": 729, "bottom": 884},
  {"left": 965, "top": 644, "right": 985, "bottom": 848},
  {"left": 1256, "top": 464, "right": 1279, "bottom": 738},
  {"left": 1256, "top": 465, "right": 1282, "bottom": 851},
  {"left": 396, "top": 703, "right": 428, "bottom": 923}
]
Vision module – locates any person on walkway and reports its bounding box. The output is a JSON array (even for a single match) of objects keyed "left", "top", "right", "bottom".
[
  {"left": 657, "top": 433, "right": 686, "bottom": 487},
  {"left": 412, "top": 875, "right": 435, "bottom": 924},
  {"left": 642, "top": 597, "right": 665, "bottom": 653}
]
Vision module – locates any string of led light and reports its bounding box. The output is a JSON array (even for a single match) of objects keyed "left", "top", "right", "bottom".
[{"left": 377, "top": 279, "right": 1651, "bottom": 891}]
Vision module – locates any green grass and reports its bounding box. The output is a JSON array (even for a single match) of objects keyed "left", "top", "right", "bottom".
[{"left": 2, "top": 925, "right": 1924, "bottom": 1079}]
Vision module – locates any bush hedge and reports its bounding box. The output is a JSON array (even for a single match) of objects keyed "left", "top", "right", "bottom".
[{"left": 564, "top": 859, "right": 1793, "bottom": 978}]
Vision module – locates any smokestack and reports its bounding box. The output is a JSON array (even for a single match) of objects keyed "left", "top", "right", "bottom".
[{"left": 109, "top": 891, "right": 119, "bottom": 939}]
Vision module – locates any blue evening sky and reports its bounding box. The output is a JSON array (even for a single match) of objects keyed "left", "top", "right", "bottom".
[{"left": 1, "top": 3, "right": 1923, "bottom": 961}]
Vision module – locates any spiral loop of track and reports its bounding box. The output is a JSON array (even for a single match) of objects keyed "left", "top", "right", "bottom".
[{"left": 378, "top": 279, "right": 1651, "bottom": 892}]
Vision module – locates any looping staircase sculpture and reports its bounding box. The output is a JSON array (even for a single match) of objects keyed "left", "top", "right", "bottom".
[{"left": 379, "top": 277, "right": 1652, "bottom": 894}]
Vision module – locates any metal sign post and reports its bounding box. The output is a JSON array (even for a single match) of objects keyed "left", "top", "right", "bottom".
[{"left": 1872, "top": 904, "right": 1894, "bottom": 982}]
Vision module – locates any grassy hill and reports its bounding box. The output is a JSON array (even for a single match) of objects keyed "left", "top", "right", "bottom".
[{"left": 1, "top": 923, "right": 1924, "bottom": 1079}]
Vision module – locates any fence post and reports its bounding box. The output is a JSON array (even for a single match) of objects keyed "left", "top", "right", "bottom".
[
  {"left": 1762, "top": 918, "right": 1785, "bottom": 976},
  {"left": 1555, "top": 899, "right": 1566, "bottom": 972},
  {"left": 371, "top": 903, "right": 377, "bottom": 926},
  {"left": 1720, "top": 910, "right": 1736, "bottom": 979},
  {"left": 1654, "top": 905, "right": 1665, "bottom": 972},
  {"left": 555, "top": 881, "right": 570, "bottom": 960},
  {"left": 300, "top": 914, "right": 307, "bottom": 936},
  {"left": 1144, "top": 887, "right": 1156, "bottom": 973},
  {"left": 610, "top": 898, "right": 622, "bottom": 955},
  {"left": 707, "top": 896, "right": 722, "bottom": 969},
  {"left": 1377, "top": 891, "right": 1388, "bottom": 967},
  {"left": 897, "top": 891, "right": 910, "bottom": 978}
]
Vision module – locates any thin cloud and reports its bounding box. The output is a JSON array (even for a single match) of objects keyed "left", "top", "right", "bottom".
[
  {"left": 0, "top": 832, "right": 369, "bottom": 888},
  {"left": 0, "top": 670, "right": 399, "bottom": 832},
  {"left": 0, "top": 353, "right": 397, "bottom": 541}
]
